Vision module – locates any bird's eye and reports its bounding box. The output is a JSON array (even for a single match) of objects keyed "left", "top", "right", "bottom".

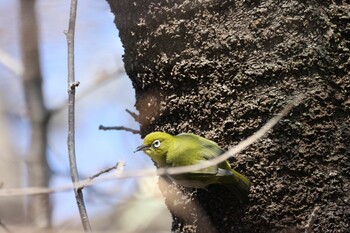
[{"left": 152, "top": 139, "right": 161, "bottom": 148}]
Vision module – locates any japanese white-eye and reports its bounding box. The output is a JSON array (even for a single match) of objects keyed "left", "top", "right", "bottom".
[{"left": 135, "top": 132, "right": 251, "bottom": 202}]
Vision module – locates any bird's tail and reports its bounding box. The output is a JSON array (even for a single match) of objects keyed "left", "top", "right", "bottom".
[{"left": 221, "top": 169, "right": 251, "bottom": 203}]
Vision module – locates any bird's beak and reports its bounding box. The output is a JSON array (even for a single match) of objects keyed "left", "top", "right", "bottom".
[{"left": 134, "top": 144, "right": 150, "bottom": 153}]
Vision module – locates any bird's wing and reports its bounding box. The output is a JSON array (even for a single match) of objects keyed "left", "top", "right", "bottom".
[
  {"left": 200, "top": 141, "right": 225, "bottom": 160},
  {"left": 176, "top": 133, "right": 225, "bottom": 159},
  {"left": 187, "top": 160, "right": 219, "bottom": 175},
  {"left": 196, "top": 137, "right": 235, "bottom": 171},
  {"left": 173, "top": 133, "right": 230, "bottom": 174}
]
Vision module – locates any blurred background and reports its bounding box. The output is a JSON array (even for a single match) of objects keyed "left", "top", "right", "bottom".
[{"left": 0, "top": 0, "right": 171, "bottom": 232}]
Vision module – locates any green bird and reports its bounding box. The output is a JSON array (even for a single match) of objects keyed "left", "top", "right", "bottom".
[{"left": 135, "top": 132, "right": 251, "bottom": 202}]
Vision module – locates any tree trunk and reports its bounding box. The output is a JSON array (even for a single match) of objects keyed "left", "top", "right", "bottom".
[
  {"left": 106, "top": 0, "right": 350, "bottom": 232},
  {"left": 20, "top": 0, "right": 51, "bottom": 228}
]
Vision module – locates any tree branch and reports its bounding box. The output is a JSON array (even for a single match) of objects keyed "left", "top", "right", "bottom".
[
  {"left": 0, "top": 163, "right": 126, "bottom": 196},
  {"left": 66, "top": 0, "right": 91, "bottom": 231},
  {"left": 304, "top": 206, "right": 320, "bottom": 233},
  {"left": 0, "top": 48, "right": 23, "bottom": 76},
  {"left": 19, "top": 0, "right": 51, "bottom": 228},
  {"left": 98, "top": 125, "right": 140, "bottom": 134},
  {"left": 125, "top": 109, "right": 140, "bottom": 123},
  {"left": 0, "top": 94, "right": 304, "bottom": 197},
  {"left": 86, "top": 162, "right": 124, "bottom": 184},
  {"left": 157, "top": 94, "right": 305, "bottom": 176}
]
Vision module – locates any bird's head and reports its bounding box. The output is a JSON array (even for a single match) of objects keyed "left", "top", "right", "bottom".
[{"left": 135, "top": 131, "right": 174, "bottom": 166}]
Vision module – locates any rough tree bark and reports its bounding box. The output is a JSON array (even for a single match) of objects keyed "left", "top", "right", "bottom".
[
  {"left": 107, "top": 1, "right": 349, "bottom": 232},
  {"left": 20, "top": 0, "right": 51, "bottom": 228}
]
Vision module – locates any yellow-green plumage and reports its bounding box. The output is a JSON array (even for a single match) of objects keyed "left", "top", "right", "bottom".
[{"left": 135, "top": 132, "right": 251, "bottom": 202}]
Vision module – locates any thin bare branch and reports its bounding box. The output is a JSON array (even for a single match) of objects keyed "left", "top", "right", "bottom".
[
  {"left": 87, "top": 162, "right": 122, "bottom": 183},
  {"left": 0, "top": 94, "right": 304, "bottom": 197},
  {"left": 66, "top": 0, "right": 91, "bottom": 231},
  {"left": 0, "top": 48, "right": 23, "bottom": 76},
  {"left": 0, "top": 167, "right": 152, "bottom": 197},
  {"left": 125, "top": 109, "right": 140, "bottom": 123},
  {"left": 304, "top": 206, "right": 320, "bottom": 233},
  {"left": 157, "top": 94, "right": 305, "bottom": 176},
  {"left": 0, "top": 162, "right": 131, "bottom": 196},
  {"left": 99, "top": 125, "right": 140, "bottom": 134}
]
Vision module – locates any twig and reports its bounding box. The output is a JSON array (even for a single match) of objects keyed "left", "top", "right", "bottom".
[
  {"left": 0, "top": 48, "right": 23, "bottom": 76},
  {"left": 114, "top": 161, "right": 125, "bottom": 175},
  {"left": 0, "top": 94, "right": 304, "bottom": 197},
  {"left": 304, "top": 206, "right": 320, "bottom": 233},
  {"left": 87, "top": 162, "right": 120, "bottom": 182},
  {"left": 0, "top": 219, "right": 14, "bottom": 233},
  {"left": 157, "top": 94, "right": 305, "bottom": 176},
  {"left": 99, "top": 125, "right": 140, "bottom": 134},
  {"left": 0, "top": 163, "right": 130, "bottom": 196},
  {"left": 66, "top": 0, "right": 92, "bottom": 231},
  {"left": 125, "top": 109, "right": 140, "bottom": 123}
]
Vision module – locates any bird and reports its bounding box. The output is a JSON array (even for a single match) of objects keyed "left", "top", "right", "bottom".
[{"left": 135, "top": 131, "right": 251, "bottom": 202}]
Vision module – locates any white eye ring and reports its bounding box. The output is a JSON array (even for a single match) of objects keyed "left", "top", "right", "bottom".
[{"left": 152, "top": 140, "right": 161, "bottom": 148}]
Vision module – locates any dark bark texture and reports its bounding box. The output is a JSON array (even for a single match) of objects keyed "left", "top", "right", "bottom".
[{"left": 107, "top": 0, "right": 350, "bottom": 232}]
